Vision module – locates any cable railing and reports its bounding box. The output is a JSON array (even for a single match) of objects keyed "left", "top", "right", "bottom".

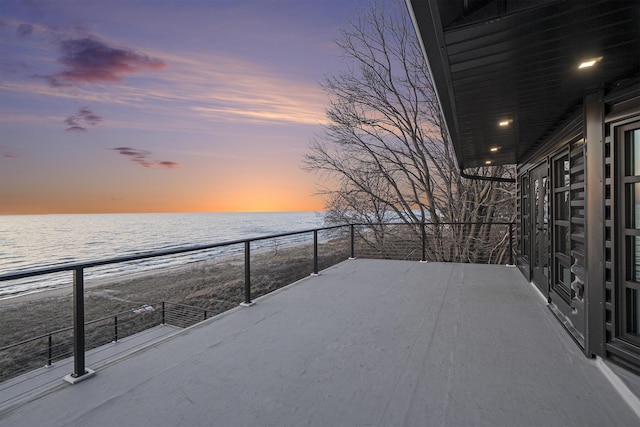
[
  {"left": 0, "top": 301, "right": 206, "bottom": 381},
  {"left": 352, "top": 222, "right": 515, "bottom": 264},
  {"left": 0, "top": 221, "right": 514, "bottom": 384}
]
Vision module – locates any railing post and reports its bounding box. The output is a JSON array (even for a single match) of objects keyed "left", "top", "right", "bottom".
[
  {"left": 72, "top": 268, "right": 86, "bottom": 376},
  {"left": 421, "top": 221, "right": 427, "bottom": 262},
  {"left": 508, "top": 223, "right": 514, "bottom": 266},
  {"left": 350, "top": 224, "right": 355, "bottom": 259},
  {"left": 241, "top": 241, "right": 254, "bottom": 306},
  {"left": 313, "top": 230, "right": 319, "bottom": 275},
  {"left": 46, "top": 334, "right": 53, "bottom": 367},
  {"left": 114, "top": 315, "right": 118, "bottom": 342},
  {"left": 162, "top": 301, "right": 166, "bottom": 325},
  {"left": 204, "top": 310, "right": 208, "bottom": 320},
  {"left": 64, "top": 267, "right": 94, "bottom": 383}
]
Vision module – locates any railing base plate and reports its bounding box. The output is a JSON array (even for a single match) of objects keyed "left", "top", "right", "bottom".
[
  {"left": 63, "top": 368, "right": 95, "bottom": 385},
  {"left": 239, "top": 302, "right": 255, "bottom": 307},
  {"left": 505, "top": 264, "right": 516, "bottom": 268},
  {"left": 310, "top": 273, "right": 319, "bottom": 277}
]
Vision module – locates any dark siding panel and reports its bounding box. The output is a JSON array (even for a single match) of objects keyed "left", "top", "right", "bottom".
[{"left": 604, "top": 134, "right": 615, "bottom": 344}]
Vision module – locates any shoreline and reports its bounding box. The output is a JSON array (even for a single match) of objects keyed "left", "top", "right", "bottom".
[
  {"left": 0, "top": 254, "right": 242, "bottom": 307},
  {"left": 0, "top": 233, "right": 335, "bottom": 306},
  {"left": 0, "top": 234, "right": 341, "bottom": 307},
  {"left": 1, "top": 237, "right": 350, "bottom": 382},
  {"left": 0, "top": 239, "right": 348, "bottom": 334}
]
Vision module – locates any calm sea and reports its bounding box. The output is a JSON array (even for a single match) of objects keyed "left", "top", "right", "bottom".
[{"left": 0, "top": 212, "right": 326, "bottom": 299}]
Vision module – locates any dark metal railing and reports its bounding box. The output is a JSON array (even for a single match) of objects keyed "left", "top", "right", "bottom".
[
  {"left": 0, "top": 221, "right": 514, "bottom": 383},
  {"left": 0, "top": 300, "right": 210, "bottom": 378},
  {"left": 352, "top": 221, "right": 514, "bottom": 265},
  {"left": 0, "top": 224, "right": 348, "bottom": 382}
]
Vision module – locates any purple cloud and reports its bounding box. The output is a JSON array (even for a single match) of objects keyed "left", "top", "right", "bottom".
[
  {"left": 64, "top": 106, "right": 102, "bottom": 131},
  {"left": 45, "top": 37, "right": 166, "bottom": 87},
  {"left": 17, "top": 23, "right": 34, "bottom": 37},
  {"left": 112, "top": 147, "right": 153, "bottom": 167},
  {"left": 158, "top": 161, "right": 180, "bottom": 169},
  {"left": 0, "top": 145, "right": 17, "bottom": 159},
  {"left": 78, "top": 107, "right": 101, "bottom": 125},
  {"left": 111, "top": 147, "right": 180, "bottom": 169}
]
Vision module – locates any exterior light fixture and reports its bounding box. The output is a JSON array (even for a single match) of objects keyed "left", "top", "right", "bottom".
[
  {"left": 490, "top": 147, "right": 499, "bottom": 152},
  {"left": 498, "top": 119, "right": 512, "bottom": 127},
  {"left": 485, "top": 160, "right": 492, "bottom": 165},
  {"left": 578, "top": 56, "right": 602, "bottom": 69}
]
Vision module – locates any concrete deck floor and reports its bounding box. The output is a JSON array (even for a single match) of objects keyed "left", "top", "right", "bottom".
[
  {"left": 0, "top": 324, "right": 181, "bottom": 411},
  {"left": 1, "top": 259, "right": 639, "bottom": 426}
]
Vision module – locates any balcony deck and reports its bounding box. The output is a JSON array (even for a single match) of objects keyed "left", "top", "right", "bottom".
[{"left": 1, "top": 259, "right": 639, "bottom": 426}]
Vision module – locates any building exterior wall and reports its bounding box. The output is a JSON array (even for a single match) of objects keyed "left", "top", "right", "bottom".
[
  {"left": 604, "top": 88, "right": 640, "bottom": 372},
  {"left": 516, "top": 82, "right": 640, "bottom": 373}
]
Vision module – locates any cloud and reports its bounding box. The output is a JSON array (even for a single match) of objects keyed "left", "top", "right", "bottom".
[
  {"left": 0, "top": 145, "right": 17, "bottom": 159},
  {"left": 64, "top": 106, "right": 102, "bottom": 131},
  {"left": 5, "top": 47, "right": 327, "bottom": 129},
  {"left": 45, "top": 37, "right": 166, "bottom": 87},
  {"left": 153, "top": 52, "right": 329, "bottom": 125},
  {"left": 65, "top": 124, "right": 86, "bottom": 132},
  {"left": 111, "top": 147, "right": 181, "bottom": 169},
  {"left": 78, "top": 106, "right": 101, "bottom": 125},
  {"left": 158, "top": 161, "right": 180, "bottom": 169},
  {"left": 112, "top": 146, "right": 153, "bottom": 167},
  {"left": 16, "top": 23, "right": 33, "bottom": 37}
]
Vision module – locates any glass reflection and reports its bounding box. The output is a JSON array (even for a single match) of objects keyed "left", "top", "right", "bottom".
[
  {"left": 627, "top": 183, "right": 640, "bottom": 229},
  {"left": 558, "top": 264, "right": 571, "bottom": 287},
  {"left": 555, "top": 192, "right": 570, "bottom": 221},
  {"left": 627, "top": 129, "right": 640, "bottom": 176},
  {"left": 543, "top": 177, "right": 549, "bottom": 225},
  {"left": 554, "top": 156, "right": 570, "bottom": 187},
  {"left": 534, "top": 178, "right": 540, "bottom": 268},
  {"left": 627, "top": 288, "right": 639, "bottom": 335},
  {"left": 627, "top": 236, "right": 640, "bottom": 282},
  {"left": 555, "top": 225, "right": 570, "bottom": 255}
]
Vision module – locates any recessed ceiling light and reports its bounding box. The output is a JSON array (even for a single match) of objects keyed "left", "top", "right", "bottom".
[
  {"left": 490, "top": 147, "right": 499, "bottom": 152},
  {"left": 498, "top": 120, "right": 511, "bottom": 127},
  {"left": 578, "top": 56, "right": 602, "bottom": 69},
  {"left": 485, "top": 160, "right": 492, "bottom": 165}
]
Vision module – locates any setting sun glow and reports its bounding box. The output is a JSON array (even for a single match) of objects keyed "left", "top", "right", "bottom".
[{"left": 0, "top": 1, "right": 356, "bottom": 214}]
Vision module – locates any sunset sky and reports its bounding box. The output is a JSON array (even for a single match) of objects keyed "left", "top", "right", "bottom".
[{"left": 0, "top": 0, "right": 374, "bottom": 214}]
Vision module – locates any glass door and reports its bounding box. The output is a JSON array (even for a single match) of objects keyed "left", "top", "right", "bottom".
[
  {"left": 552, "top": 152, "right": 572, "bottom": 302},
  {"left": 531, "top": 163, "right": 550, "bottom": 296},
  {"left": 620, "top": 123, "right": 640, "bottom": 346},
  {"left": 520, "top": 175, "right": 531, "bottom": 267}
]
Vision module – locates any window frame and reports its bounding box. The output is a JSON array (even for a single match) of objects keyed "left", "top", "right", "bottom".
[
  {"left": 552, "top": 150, "right": 572, "bottom": 302},
  {"left": 618, "top": 121, "right": 640, "bottom": 345}
]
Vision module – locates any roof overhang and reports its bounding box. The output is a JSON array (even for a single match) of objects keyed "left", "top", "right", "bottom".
[{"left": 406, "top": 0, "right": 640, "bottom": 169}]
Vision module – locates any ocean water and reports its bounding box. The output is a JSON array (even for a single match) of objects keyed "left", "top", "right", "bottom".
[{"left": 0, "top": 212, "right": 327, "bottom": 299}]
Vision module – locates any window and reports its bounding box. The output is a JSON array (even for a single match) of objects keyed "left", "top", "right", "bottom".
[
  {"left": 520, "top": 175, "right": 530, "bottom": 263},
  {"left": 620, "top": 125, "right": 640, "bottom": 345},
  {"left": 628, "top": 289, "right": 640, "bottom": 335},
  {"left": 552, "top": 152, "right": 571, "bottom": 301}
]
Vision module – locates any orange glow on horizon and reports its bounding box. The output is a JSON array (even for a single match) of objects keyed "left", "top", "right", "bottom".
[
  {"left": 0, "top": 150, "right": 331, "bottom": 215},
  {"left": 0, "top": 197, "right": 326, "bottom": 215},
  {"left": 0, "top": 184, "right": 326, "bottom": 215}
]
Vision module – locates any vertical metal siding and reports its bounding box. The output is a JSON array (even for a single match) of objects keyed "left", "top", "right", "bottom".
[{"left": 584, "top": 91, "right": 606, "bottom": 358}]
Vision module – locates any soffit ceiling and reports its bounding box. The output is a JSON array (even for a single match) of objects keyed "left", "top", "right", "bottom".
[{"left": 407, "top": 0, "right": 640, "bottom": 169}]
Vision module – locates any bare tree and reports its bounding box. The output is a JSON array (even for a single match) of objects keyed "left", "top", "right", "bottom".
[{"left": 304, "top": 0, "right": 515, "bottom": 263}]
